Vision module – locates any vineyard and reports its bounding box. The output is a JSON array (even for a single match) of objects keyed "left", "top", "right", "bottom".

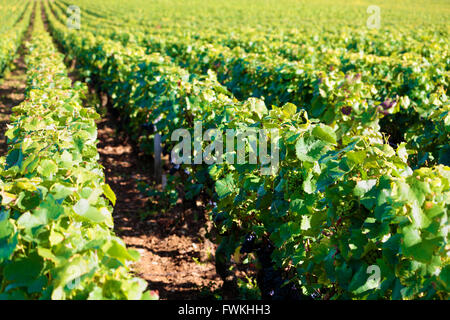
[{"left": 0, "top": 0, "right": 449, "bottom": 301}]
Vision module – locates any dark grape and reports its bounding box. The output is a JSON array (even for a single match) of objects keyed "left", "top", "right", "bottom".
[
  {"left": 381, "top": 98, "right": 397, "bottom": 111},
  {"left": 363, "top": 249, "right": 382, "bottom": 265},
  {"left": 169, "top": 164, "right": 181, "bottom": 175},
  {"left": 253, "top": 239, "right": 312, "bottom": 300},
  {"left": 240, "top": 232, "right": 257, "bottom": 254},
  {"left": 311, "top": 291, "right": 321, "bottom": 299},
  {"left": 141, "top": 123, "right": 155, "bottom": 133},
  {"left": 212, "top": 211, "right": 226, "bottom": 224},
  {"left": 341, "top": 106, "right": 352, "bottom": 115},
  {"left": 382, "top": 99, "right": 393, "bottom": 110},
  {"left": 257, "top": 265, "right": 311, "bottom": 300}
]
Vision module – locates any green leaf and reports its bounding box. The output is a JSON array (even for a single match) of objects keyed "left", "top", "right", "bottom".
[
  {"left": 17, "top": 211, "right": 45, "bottom": 230},
  {"left": 37, "top": 159, "right": 58, "bottom": 179},
  {"left": 215, "top": 173, "right": 236, "bottom": 199},
  {"left": 310, "top": 96, "right": 326, "bottom": 117},
  {"left": 347, "top": 150, "right": 366, "bottom": 165},
  {"left": 0, "top": 233, "right": 18, "bottom": 261},
  {"left": 102, "top": 239, "right": 138, "bottom": 263},
  {"left": 271, "top": 200, "right": 289, "bottom": 217},
  {"left": 295, "top": 137, "right": 328, "bottom": 162},
  {"left": 51, "top": 184, "right": 74, "bottom": 201},
  {"left": 348, "top": 265, "right": 369, "bottom": 293},
  {"left": 0, "top": 212, "right": 13, "bottom": 239},
  {"left": 243, "top": 98, "right": 267, "bottom": 119},
  {"left": 282, "top": 103, "right": 297, "bottom": 117},
  {"left": 73, "top": 199, "right": 90, "bottom": 216},
  {"left": 74, "top": 199, "right": 113, "bottom": 226},
  {"left": 302, "top": 172, "right": 316, "bottom": 194},
  {"left": 4, "top": 253, "right": 43, "bottom": 283},
  {"left": 401, "top": 225, "right": 421, "bottom": 248},
  {"left": 37, "top": 247, "right": 59, "bottom": 263},
  {"left": 5, "top": 148, "right": 24, "bottom": 169},
  {"left": 289, "top": 199, "right": 305, "bottom": 215},
  {"left": 438, "top": 265, "right": 450, "bottom": 290},
  {"left": 102, "top": 184, "right": 116, "bottom": 206},
  {"left": 312, "top": 124, "right": 337, "bottom": 144},
  {"left": 402, "top": 238, "right": 441, "bottom": 263},
  {"left": 354, "top": 179, "right": 377, "bottom": 197}
]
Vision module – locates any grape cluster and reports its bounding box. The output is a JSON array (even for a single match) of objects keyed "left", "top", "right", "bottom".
[
  {"left": 310, "top": 291, "right": 321, "bottom": 299},
  {"left": 286, "top": 171, "right": 303, "bottom": 194},
  {"left": 363, "top": 249, "right": 382, "bottom": 265},
  {"left": 381, "top": 98, "right": 396, "bottom": 110},
  {"left": 377, "top": 98, "right": 397, "bottom": 116},
  {"left": 141, "top": 122, "right": 155, "bottom": 133},
  {"left": 254, "top": 241, "right": 313, "bottom": 300},
  {"left": 240, "top": 232, "right": 257, "bottom": 254},
  {"left": 335, "top": 200, "right": 356, "bottom": 216},
  {"left": 341, "top": 106, "right": 352, "bottom": 115},
  {"left": 212, "top": 211, "right": 226, "bottom": 224},
  {"left": 169, "top": 164, "right": 181, "bottom": 175}
]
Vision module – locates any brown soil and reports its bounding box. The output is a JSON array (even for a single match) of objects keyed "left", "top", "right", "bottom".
[
  {"left": 0, "top": 63, "right": 26, "bottom": 155},
  {"left": 0, "top": 22, "right": 31, "bottom": 155},
  {"left": 95, "top": 107, "right": 223, "bottom": 299}
]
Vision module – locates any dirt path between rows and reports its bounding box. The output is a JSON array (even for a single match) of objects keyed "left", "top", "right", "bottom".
[
  {"left": 0, "top": 14, "right": 33, "bottom": 156},
  {"left": 0, "top": 60, "right": 26, "bottom": 155},
  {"left": 40, "top": 2, "right": 223, "bottom": 300},
  {"left": 95, "top": 112, "right": 222, "bottom": 299}
]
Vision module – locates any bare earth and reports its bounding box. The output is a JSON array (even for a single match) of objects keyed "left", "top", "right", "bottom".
[
  {"left": 96, "top": 111, "right": 223, "bottom": 299},
  {"left": 0, "top": 44, "right": 27, "bottom": 156}
]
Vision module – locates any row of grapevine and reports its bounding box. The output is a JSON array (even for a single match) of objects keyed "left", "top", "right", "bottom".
[
  {"left": 48, "top": 0, "right": 450, "bottom": 168},
  {"left": 0, "top": 2, "right": 154, "bottom": 300},
  {"left": 0, "top": 0, "right": 29, "bottom": 33},
  {"left": 44, "top": 0, "right": 449, "bottom": 299},
  {"left": 0, "top": 0, "right": 33, "bottom": 77},
  {"left": 50, "top": 0, "right": 449, "bottom": 84},
  {"left": 54, "top": 0, "right": 448, "bottom": 59}
]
